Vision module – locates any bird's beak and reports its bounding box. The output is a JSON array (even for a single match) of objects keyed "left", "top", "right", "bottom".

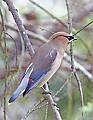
[{"left": 74, "top": 38, "right": 77, "bottom": 40}]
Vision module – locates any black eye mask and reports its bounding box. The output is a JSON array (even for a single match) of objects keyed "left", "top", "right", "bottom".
[{"left": 65, "top": 36, "right": 75, "bottom": 41}]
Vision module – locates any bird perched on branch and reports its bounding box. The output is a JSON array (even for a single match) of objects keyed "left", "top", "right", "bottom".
[{"left": 8, "top": 32, "right": 77, "bottom": 105}]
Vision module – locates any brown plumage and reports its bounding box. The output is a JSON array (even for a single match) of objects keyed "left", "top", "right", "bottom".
[{"left": 8, "top": 32, "right": 76, "bottom": 104}]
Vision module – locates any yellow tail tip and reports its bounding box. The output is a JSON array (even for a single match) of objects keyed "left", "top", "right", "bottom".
[{"left": 8, "top": 102, "right": 13, "bottom": 105}]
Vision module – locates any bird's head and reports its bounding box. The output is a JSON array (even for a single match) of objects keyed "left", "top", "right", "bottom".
[{"left": 50, "top": 32, "right": 77, "bottom": 44}]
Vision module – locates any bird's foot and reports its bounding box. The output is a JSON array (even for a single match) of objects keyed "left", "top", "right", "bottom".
[
  {"left": 42, "top": 90, "right": 51, "bottom": 95},
  {"left": 41, "top": 87, "right": 51, "bottom": 95}
]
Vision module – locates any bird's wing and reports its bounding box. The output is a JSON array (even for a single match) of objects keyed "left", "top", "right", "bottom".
[
  {"left": 8, "top": 49, "right": 58, "bottom": 103},
  {"left": 23, "top": 49, "right": 58, "bottom": 96},
  {"left": 8, "top": 64, "right": 33, "bottom": 103}
]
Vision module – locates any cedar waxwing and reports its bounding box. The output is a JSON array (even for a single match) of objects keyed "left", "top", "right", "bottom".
[{"left": 8, "top": 32, "right": 77, "bottom": 104}]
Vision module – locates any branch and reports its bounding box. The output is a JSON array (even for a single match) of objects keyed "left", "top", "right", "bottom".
[
  {"left": 21, "top": 97, "right": 45, "bottom": 120},
  {"left": 73, "top": 20, "right": 93, "bottom": 36},
  {"left": 0, "top": 21, "right": 48, "bottom": 43},
  {"left": 65, "top": 0, "right": 84, "bottom": 119},
  {"left": 0, "top": 8, "right": 7, "bottom": 120},
  {"left": 3, "top": 0, "right": 35, "bottom": 57},
  {"left": 43, "top": 84, "right": 62, "bottom": 120},
  {"left": 64, "top": 53, "right": 93, "bottom": 80}
]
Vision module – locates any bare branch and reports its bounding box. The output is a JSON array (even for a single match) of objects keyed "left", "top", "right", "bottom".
[
  {"left": 65, "top": 0, "right": 84, "bottom": 119},
  {"left": 43, "top": 84, "right": 62, "bottom": 120},
  {"left": 0, "top": 8, "right": 7, "bottom": 120},
  {"left": 3, "top": 0, "right": 35, "bottom": 57},
  {"left": 53, "top": 73, "right": 73, "bottom": 98},
  {"left": 22, "top": 97, "right": 45, "bottom": 120},
  {"left": 64, "top": 53, "right": 93, "bottom": 80},
  {"left": 73, "top": 20, "right": 93, "bottom": 36},
  {"left": 0, "top": 21, "right": 48, "bottom": 43}
]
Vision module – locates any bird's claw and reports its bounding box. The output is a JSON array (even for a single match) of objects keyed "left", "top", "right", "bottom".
[{"left": 42, "top": 90, "right": 52, "bottom": 95}]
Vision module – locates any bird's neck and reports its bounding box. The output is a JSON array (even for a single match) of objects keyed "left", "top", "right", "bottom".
[{"left": 51, "top": 39, "right": 68, "bottom": 55}]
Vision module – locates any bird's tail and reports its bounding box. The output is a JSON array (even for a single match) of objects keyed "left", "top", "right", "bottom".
[{"left": 8, "top": 71, "right": 30, "bottom": 105}]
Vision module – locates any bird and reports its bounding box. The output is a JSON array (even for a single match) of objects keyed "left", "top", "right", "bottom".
[{"left": 8, "top": 32, "right": 77, "bottom": 105}]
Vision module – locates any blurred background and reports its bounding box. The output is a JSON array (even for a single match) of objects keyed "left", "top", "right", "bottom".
[{"left": 0, "top": 0, "right": 93, "bottom": 120}]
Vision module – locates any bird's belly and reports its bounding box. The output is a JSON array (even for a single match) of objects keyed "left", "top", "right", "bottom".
[
  {"left": 38, "top": 53, "right": 62, "bottom": 87},
  {"left": 38, "top": 68, "right": 57, "bottom": 87}
]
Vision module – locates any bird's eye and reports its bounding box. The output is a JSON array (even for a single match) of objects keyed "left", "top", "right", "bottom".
[{"left": 65, "top": 36, "right": 74, "bottom": 41}]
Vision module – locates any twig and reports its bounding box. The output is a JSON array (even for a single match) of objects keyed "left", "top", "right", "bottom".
[
  {"left": 64, "top": 53, "right": 93, "bottom": 80},
  {"left": 53, "top": 73, "right": 73, "bottom": 98},
  {"left": 65, "top": 1, "right": 74, "bottom": 119},
  {"left": 73, "top": 20, "right": 93, "bottom": 36},
  {"left": 3, "top": 0, "right": 35, "bottom": 57},
  {"left": 27, "top": 23, "right": 55, "bottom": 34},
  {"left": 44, "top": 104, "right": 48, "bottom": 120},
  {"left": 0, "top": 21, "right": 48, "bottom": 43},
  {"left": 22, "top": 84, "right": 63, "bottom": 120},
  {"left": 29, "top": 0, "right": 67, "bottom": 28},
  {"left": 6, "top": 33, "right": 18, "bottom": 66},
  {"left": 21, "top": 97, "right": 46, "bottom": 120},
  {"left": 0, "top": 8, "right": 7, "bottom": 120},
  {"left": 65, "top": 0, "right": 84, "bottom": 119},
  {"left": 43, "top": 84, "right": 62, "bottom": 120},
  {"left": 65, "top": 0, "right": 72, "bottom": 34}
]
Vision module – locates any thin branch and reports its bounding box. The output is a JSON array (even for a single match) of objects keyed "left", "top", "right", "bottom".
[
  {"left": 65, "top": 2, "right": 73, "bottom": 118},
  {"left": 44, "top": 104, "right": 48, "bottom": 120},
  {"left": 21, "top": 97, "right": 46, "bottom": 120},
  {"left": 22, "top": 84, "right": 63, "bottom": 120},
  {"left": 73, "top": 20, "right": 93, "bottom": 36},
  {"left": 64, "top": 53, "right": 93, "bottom": 80},
  {"left": 0, "top": 21, "right": 48, "bottom": 43},
  {"left": 3, "top": 0, "right": 35, "bottom": 57},
  {"left": 27, "top": 23, "right": 55, "bottom": 34},
  {"left": 29, "top": 0, "right": 67, "bottom": 28},
  {"left": 53, "top": 73, "right": 73, "bottom": 98},
  {"left": 65, "top": 0, "right": 84, "bottom": 119},
  {"left": 65, "top": 0, "right": 72, "bottom": 34},
  {"left": 43, "top": 84, "right": 62, "bottom": 120},
  {"left": 0, "top": 8, "right": 7, "bottom": 120},
  {"left": 6, "top": 33, "right": 18, "bottom": 66}
]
